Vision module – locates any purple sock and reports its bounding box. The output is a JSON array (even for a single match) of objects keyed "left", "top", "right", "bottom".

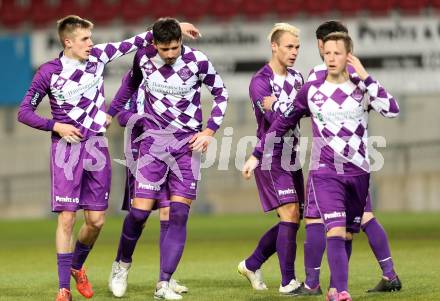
[
  {"left": 120, "top": 207, "right": 151, "bottom": 263},
  {"left": 159, "top": 220, "right": 170, "bottom": 273},
  {"left": 345, "top": 239, "right": 352, "bottom": 262},
  {"left": 71, "top": 241, "right": 92, "bottom": 270},
  {"left": 362, "top": 218, "right": 396, "bottom": 279},
  {"left": 115, "top": 233, "right": 123, "bottom": 262},
  {"left": 160, "top": 202, "right": 190, "bottom": 281},
  {"left": 327, "top": 237, "right": 348, "bottom": 292},
  {"left": 57, "top": 253, "right": 73, "bottom": 289},
  {"left": 304, "top": 223, "right": 326, "bottom": 289},
  {"left": 245, "top": 223, "right": 278, "bottom": 272},
  {"left": 277, "top": 222, "right": 299, "bottom": 286}
]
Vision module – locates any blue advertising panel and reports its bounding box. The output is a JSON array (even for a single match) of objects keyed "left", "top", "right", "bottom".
[{"left": 0, "top": 35, "right": 32, "bottom": 106}]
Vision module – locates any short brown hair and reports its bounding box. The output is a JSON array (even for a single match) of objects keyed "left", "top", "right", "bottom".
[
  {"left": 57, "top": 15, "right": 93, "bottom": 47},
  {"left": 323, "top": 32, "right": 353, "bottom": 53}
]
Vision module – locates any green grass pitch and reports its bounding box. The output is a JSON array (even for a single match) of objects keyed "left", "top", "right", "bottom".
[{"left": 1, "top": 212, "right": 439, "bottom": 300}]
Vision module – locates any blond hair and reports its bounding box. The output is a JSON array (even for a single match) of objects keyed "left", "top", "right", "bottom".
[
  {"left": 268, "top": 23, "right": 300, "bottom": 44},
  {"left": 57, "top": 15, "right": 94, "bottom": 47}
]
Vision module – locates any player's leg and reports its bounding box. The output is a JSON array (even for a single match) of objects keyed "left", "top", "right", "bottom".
[
  {"left": 276, "top": 202, "right": 301, "bottom": 294},
  {"left": 156, "top": 197, "right": 191, "bottom": 300},
  {"left": 111, "top": 197, "right": 155, "bottom": 297},
  {"left": 298, "top": 176, "right": 325, "bottom": 295},
  {"left": 361, "top": 196, "right": 401, "bottom": 292},
  {"left": 56, "top": 211, "right": 76, "bottom": 301},
  {"left": 70, "top": 210, "right": 105, "bottom": 299},
  {"left": 312, "top": 173, "right": 356, "bottom": 301}
]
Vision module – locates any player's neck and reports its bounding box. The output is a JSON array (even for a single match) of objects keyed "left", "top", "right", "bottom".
[
  {"left": 268, "top": 60, "right": 287, "bottom": 76},
  {"left": 326, "top": 71, "right": 349, "bottom": 84},
  {"left": 63, "top": 50, "right": 85, "bottom": 63}
]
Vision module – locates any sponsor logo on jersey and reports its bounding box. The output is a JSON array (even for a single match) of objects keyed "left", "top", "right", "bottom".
[
  {"left": 138, "top": 182, "right": 161, "bottom": 191},
  {"left": 55, "top": 196, "right": 80, "bottom": 203},
  {"left": 278, "top": 188, "right": 296, "bottom": 196},
  {"left": 323, "top": 211, "right": 346, "bottom": 220},
  {"left": 283, "top": 105, "right": 295, "bottom": 117},
  {"left": 31, "top": 92, "right": 40, "bottom": 106}
]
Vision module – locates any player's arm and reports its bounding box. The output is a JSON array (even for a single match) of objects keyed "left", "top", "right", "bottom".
[
  {"left": 107, "top": 52, "right": 143, "bottom": 118},
  {"left": 17, "top": 67, "right": 83, "bottom": 142},
  {"left": 348, "top": 54, "right": 399, "bottom": 118},
  {"left": 115, "top": 72, "right": 138, "bottom": 127},
  {"left": 190, "top": 57, "right": 229, "bottom": 152},
  {"left": 92, "top": 23, "right": 201, "bottom": 64},
  {"left": 250, "top": 75, "right": 279, "bottom": 123},
  {"left": 243, "top": 88, "right": 309, "bottom": 179}
]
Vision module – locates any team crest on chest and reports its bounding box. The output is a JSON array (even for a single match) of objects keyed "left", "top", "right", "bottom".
[
  {"left": 351, "top": 87, "right": 363, "bottom": 101},
  {"left": 294, "top": 79, "right": 302, "bottom": 91},
  {"left": 311, "top": 91, "right": 327, "bottom": 106},
  {"left": 85, "top": 62, "right": 97, "bottom": 73},
  {"left": 54, "top": 77, "right": 67, "bottom": 89},
  {"left": 143, "top": 62, "right": 156, "bottom": 75},
  {"left": 177, "top": 66, "right": 193, "bottom": 81}
]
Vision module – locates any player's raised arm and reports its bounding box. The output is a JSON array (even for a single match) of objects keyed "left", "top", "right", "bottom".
[
  {"left": 347, "top": 54, "right": 399, "bottom": 118},
  {"left": 92, "top": 22, "right": 201, "bottom": 64},
  {"left": 107, "top": 53, "right": 143, "bottom": 118}
]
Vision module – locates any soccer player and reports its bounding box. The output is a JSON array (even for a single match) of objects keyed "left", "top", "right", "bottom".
[
  {"left": 107, "top": 18, "right": 228, "bottom": 300},
  {"left": 108, "top": 71, "right": 187, "bottom": 297},
  {"left": 243, "top": 32, "right": 399, "bottom": 301},
  {"left": 299, "top": 21, "right": 401, "bottom": 294},
  {"left": 17, "top": 15, "right": 199, "bottom": 301},
  {"left": 237, "top": 23, "right": 304, "bottom": 294}
]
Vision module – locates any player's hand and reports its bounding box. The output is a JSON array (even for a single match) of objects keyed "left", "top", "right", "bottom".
[
  {"left": 242, "top": 155, "right": 259, "bottom": 180},
  {"left": 53, "top": 122, "right": 83, "bottom": 144},
  {"left": 189, "top": 128, "right": 214, "bottom": 152},
  {"left": 347, "top": 54, "right": 369, "bottom": 81},
  {"left": 262, "top": 95, "right": 276, "bottom": 111},
  {"left": 105, "top": 113, "right": 112, "bottom": 128},
  {"left": 180, "top": 22, "right": 202, "bottom": 39}
]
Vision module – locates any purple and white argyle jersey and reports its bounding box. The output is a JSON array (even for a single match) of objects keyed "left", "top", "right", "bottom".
[
  {"left": 254, "top": 75, "right": 399, "bottom": 175},
  {"left": 307, "top": 63, "right": 357, "bottom": 82},
  {"left": 18, "top": 31, "right": 153, "bottom": 139},
  {"left": 108, "top": 45, "right": 229, "bottom": 134},
  {"left": 249, "top": 64, "right": 303, "bottom": 147}
]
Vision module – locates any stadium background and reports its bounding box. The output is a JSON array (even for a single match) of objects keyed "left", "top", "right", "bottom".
[{"left": 0, "top": 1, "right": 440, "bottom": 300}]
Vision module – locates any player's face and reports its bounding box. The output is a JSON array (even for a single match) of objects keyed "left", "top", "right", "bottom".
[
  {"left": 154, "top": 40, "right": 182, "bottom": 65},
  {"left": 273, "top": 32, "right": 300, "bottom": 68},
  {"left": 323, "top": 40, "right": 348, "bottom": 76},
  {"left": 65, "top": 28, "right": 93, "bottom": 61}
]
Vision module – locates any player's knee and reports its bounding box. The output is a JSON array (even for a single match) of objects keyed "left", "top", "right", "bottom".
[
  {"left": 277, "top": 203, "right": 300, "bottom": 223},
  {"left": 361, "top": 211, "right": 375, "bottom": 226},
  {"left": 326, "top": 226, "right": 345, "bottom": 238},
  {"left": 159, "top": 207, "right": 170, "bottom": 220},
  {"left": 305, "top": 218, "right": 323, "bottom": 225},
  {"left": 58, "top": 212, "right": 76, "bottom": 230},
  {"left": 86, "top": 215, "right": 105, "bottom": 230}
]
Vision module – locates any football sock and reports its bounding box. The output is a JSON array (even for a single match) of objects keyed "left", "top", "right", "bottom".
[{"left": 245, "top": 223, "right": 278, "bottom": 272}]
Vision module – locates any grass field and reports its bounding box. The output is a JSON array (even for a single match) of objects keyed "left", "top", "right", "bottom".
[{"left": 1, "top": 212, "right": 439, "bottom": 301}]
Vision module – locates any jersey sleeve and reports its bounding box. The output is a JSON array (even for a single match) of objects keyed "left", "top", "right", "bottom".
[
  {"left": 362, "top": 75, "right": 399, "bottom": 118},
  {"left": 252, "top": 83, "right": 310, "bottom": 159},
  {"left": 107, "top": 51, "right": 144, "bottom": 117},
  {"left": 91, "top": 31, "right": 153, "bottom": 64},
  {"left": 198, "top": 57, "right": 229, "bottom": 132},
  {"left": 249, "top": 74, "right": 279, "bottom": 123},
  {"left": 17, "top": 66, "right": 55, "bottom": 131}
]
